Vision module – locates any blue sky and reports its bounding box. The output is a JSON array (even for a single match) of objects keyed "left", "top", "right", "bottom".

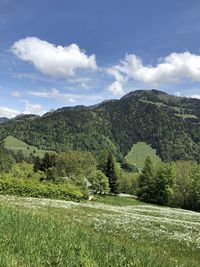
[{"left": 1, "top": 0, "right": 200, "bottom": 117}]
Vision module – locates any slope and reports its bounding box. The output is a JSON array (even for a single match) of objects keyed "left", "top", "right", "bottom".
[
  {"left": 4, "top": 135, "right": 52, "bottom": 157},
  {"left": 125, "top": 142, "right": 161, "bottom": 170},
  {"left": 1, "top": 89, "right": 200, "bottom": 162}
]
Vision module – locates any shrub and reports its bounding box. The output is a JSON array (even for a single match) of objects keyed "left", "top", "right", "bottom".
[
  {"left": 118, "top": 172, "right": 139, "bottom": 195},
  {"left": 0, "top": 178, "right": 83, "bottom": 201},
  {"left": 88, "top": 170, "right": 109, "bottom": 194}
]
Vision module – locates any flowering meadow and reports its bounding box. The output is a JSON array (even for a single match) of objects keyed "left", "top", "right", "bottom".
[{"left": 0, "top": 195, "right": 199, "bottom": 266}]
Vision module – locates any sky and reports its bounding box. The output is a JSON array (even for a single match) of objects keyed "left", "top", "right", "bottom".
[{"left": 1, "top": 0, "right": 200, "bottom": 117}]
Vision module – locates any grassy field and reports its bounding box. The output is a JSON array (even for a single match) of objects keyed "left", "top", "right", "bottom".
[
  {"left": 125, "top": 142, "right": 161, "bottom": 171},
  {"left": 175, "top": 113, "right": 198, "bottom": 119},
  {"left": 4, "top": 135, "right": 52, "bottom": 157},
  {"left": 0, "top": 195, "right": 200, "bottom": 266}
]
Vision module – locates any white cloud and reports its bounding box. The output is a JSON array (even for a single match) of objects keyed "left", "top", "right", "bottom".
[
  {"left": 11, "top": 37, "right": 97, "bottom": 78},
  {"left": 23, "top": 101, "right": 46, "bottom": 115},
  {"left": 29, "top": 88, "right": 59, "bottom": 98},
  {"left": 0, "top": 101, "right": 46, "bottom": 118},
  {"left": 0, "top": 107, "right": 20, "bottom": 118},
  {"left": 108, "top": 81, "right": 124, "bottom": 96},
  {"left": 190, "top": 94, "right": 200, "bottom": 99},
  {"left": 29, "top": 88, "right": 76, "bottom": 103},
  {"left": 11, "top": 91, "right": 22, "bottom": 97},
  {"left": 175, "top": 91, "right": 181, "bottom": 97},
  {"left": 28, "top": 88, "right": 104, "bottom": 105},
  {"left": 107, "top": 52, "right": 200, "bottom": 86},
  {"left": 107, "top": 67, "right": 124, "bottom": 83}
]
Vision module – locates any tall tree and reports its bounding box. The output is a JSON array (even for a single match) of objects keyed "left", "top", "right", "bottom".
[
  {"left": 104, "top": 153, "right": 119, "bottom": 194},
  {"left": 41, "top": 153, "right": 56, "bottom": 172},
  {"left": 187, "top": 165, "right": 200, "bottom": 211},
  {"left": 150, "top": 163, "right": 175, "bottom": 205},
  {"left": 33, "top": 156, "right": 42, "bottom": 172},
  {"left": 137, "top": 156, "right": 154, "bottom": 201},
  {"left": 0, "top": 141, "right": 5, "bottom": 171},
  {"left": 0, "top": 141, "right": 14, "bottom": 173}
]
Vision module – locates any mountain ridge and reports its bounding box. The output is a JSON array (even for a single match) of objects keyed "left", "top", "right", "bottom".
[
  {"left": 0, "top": 117, "right": 9, "bottom": 124},
  {"left": 1, "top": 89, "right": 200, "bottom": 162}
]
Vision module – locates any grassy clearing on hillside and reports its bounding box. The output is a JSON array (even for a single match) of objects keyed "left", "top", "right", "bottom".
[
  {"left": 0, "top": 195, "right": 200, "bottom": 267},
  {"left": 4, "top": 135, "right": 52, "bottom": 157},
  {"left": 175, "top": 113, "right": 198, "bottom": 119},
  {"left": 125, "top": 142, "right": 161, "bottom": 170}
]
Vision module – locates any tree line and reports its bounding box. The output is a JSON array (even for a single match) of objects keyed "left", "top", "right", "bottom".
[
  {"left": 1, "top": 139, "right": 200, "bottom": 211},
  {"left": 137, "top": 157, "right": 200, "bottom": 211}
]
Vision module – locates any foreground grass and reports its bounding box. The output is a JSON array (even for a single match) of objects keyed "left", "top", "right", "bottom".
[{"left": 0, "top": 195, "right": 200, "bottom": 266}]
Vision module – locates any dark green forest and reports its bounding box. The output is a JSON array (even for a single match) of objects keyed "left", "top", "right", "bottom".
[{"left": 1, "top": 89, "right": 200, "bottom": 162}]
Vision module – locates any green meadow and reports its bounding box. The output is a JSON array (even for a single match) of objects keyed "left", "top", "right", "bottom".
[
  {"left": 0, "top": 195, "right": 199, "bottom": 267},
  {"left": 4, "top": 135, "right": 52, "bottom": 157},
  {"left": 125, "top": 142, "right": 161, "bottom": 171}
]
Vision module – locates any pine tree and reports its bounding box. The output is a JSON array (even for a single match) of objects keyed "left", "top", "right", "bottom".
[
  {"left": 33, "top": 156, "right": 41, "bottom": 172},
  {"left": 105, "top": 153, "right": 119, "bottom": 194},
  {"left": 0, "top": 141, "right": 14, "bottom": 173},
  {"left": 41, "top": 153, "right": 56, "bottom": 172},
  {"left": 0, "top": 141, "right": 5, "bottom": 171},
  {"left": 137, "top": 156, "right": 154, "bottom": 201}
]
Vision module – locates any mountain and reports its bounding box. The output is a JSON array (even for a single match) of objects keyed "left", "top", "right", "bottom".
[
  {"left": 12, "top": 114, "right": 40, "bottom": 121},
  {"left": 0, "top": 117, "right": 9, "bottom": 124},
  {"left": 1, "top": 89, "right": 200, "bottom": 162}
]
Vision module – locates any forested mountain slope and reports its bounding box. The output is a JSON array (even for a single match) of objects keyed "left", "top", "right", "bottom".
[
  {"left": 0, "top": 117, "right": 9, "bottom": 124},
  {"left": 1, "top": 89, "right": 200, "bottom": 162}
]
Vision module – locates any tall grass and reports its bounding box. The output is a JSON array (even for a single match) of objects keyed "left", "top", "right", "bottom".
[
  {"left": 0, "top": 207, "right": 182, "bottom": 267},
  {"left": 0, "top": 195, "right": 200, "bottom": 266}
]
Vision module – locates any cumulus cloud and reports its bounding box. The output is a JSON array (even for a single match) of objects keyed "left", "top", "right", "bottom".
[
  {"left": 23, "top": 101, "right": 46, "bottom": 115},
  {"left": 190, "top": 94, "right": 200, "bottom": 99},
  {"left": 107, "top": 52, "right": 200, "bottom": 87},
  {"left": 108, "top": 81, "right": 124, "bottom": 96},
  {"left": 11, "top": 37, "right": 97, "bottom": 78},
  {"left": 0, "top": 101, "right": 46, "bottom": 118},
  {"left": 0, "top": 107, "right": 20, "bottom": 118}
]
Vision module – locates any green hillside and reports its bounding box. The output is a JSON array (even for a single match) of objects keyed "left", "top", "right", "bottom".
[
  {"left": 4, "top": 135, "right": 51, "bottom": 157},
  {"left": 1, "top": 90, "right": 200, "bottom": 162},
  {"left": 125, "top": 142, "right": 161, "bottom": 170}
]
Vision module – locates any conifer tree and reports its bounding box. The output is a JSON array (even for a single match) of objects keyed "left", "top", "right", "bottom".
[
  {"left": 0, "top": 141, "right": 5, "bottom": 170},
  {"left": 33, "top": 156, "right": 41, "bottom": 172},
  {"left": 0, "top": 141, "right": 14, "bottom": 173},
  {"left": 105, "top": 153, "right": 119, "bottom": 194},
  {"left": 137, "top": 156, "right": 154, "bottom": 201}
]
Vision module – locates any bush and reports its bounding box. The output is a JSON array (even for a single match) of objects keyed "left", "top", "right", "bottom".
[
  {"left": 88, "top": 170, "right": 109, "bottom": 194},
  {"left": 118, "top": 172, "right": 139, "bottom": 195},
  {"left": 0, "top": 178, "right": 83, "bottom": 201}
]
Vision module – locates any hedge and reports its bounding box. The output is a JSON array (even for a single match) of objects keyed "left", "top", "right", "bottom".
[{"left": 0, "top": 178, "right": 83, "bottom": 201}]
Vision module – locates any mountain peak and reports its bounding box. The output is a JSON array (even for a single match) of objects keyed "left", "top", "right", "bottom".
[{"left": 121, "top": 89, "right": 168, "bottom": 100}]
